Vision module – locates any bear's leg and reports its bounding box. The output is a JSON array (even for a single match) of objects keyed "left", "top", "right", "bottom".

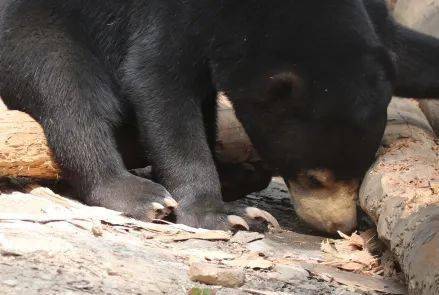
[
  {"left": 123, "top": 69, "right": 278, "bottom": 230},
  {"left": 118, "top": 94, "right": 272, "bottom": 202},
  {"left": 130, "top": 87, "right": 226, "bottom": 229},
  {"left": 1, "top": 41, "right": 177, "bottom": 221},
  {"left": 43, "top": 85, "right": 178, "bottom": 220},
  {"left": 43, "top": 85, "right": 177, "bottom": 220}
]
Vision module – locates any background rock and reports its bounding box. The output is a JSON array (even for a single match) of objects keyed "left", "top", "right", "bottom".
[{"left": 393, "top": 0, "right": 439, "bottom": 135}]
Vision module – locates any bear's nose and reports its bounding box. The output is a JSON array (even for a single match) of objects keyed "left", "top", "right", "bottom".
[{"left": 305, "top": 168, "right": 335, "bottom": 188}]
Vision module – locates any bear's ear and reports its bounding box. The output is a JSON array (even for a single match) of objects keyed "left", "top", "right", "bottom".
[{"left": 267, "top": 71, "right": 306, "bottom": 103}]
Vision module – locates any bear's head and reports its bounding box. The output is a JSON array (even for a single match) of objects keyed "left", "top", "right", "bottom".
[{"left": 211, "top": 1, "right": 395, "bottom": 234}]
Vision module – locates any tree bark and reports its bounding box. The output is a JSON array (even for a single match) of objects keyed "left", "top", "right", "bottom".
[{"left": 359, "top": 98, "right": 439, "bottom": 295}]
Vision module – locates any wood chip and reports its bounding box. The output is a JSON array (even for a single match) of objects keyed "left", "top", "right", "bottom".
[
  {"left": 321, "top": 231, "right": 380, "bottom": 274},
  {"left": 298, "top": 262, "right": 407, "bottom": 294}
]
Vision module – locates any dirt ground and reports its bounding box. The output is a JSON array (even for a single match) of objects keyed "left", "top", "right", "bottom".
[{"left": 0, "top": 178, "right": 406, "bottom": 295}]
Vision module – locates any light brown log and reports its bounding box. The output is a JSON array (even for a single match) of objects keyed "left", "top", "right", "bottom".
[
  {"left": 216, "top": 94, "right": 259, "bottom": 164},
  {"left": 0, "top": 96, "right": 257, "bottom": 179},
  {"left": 389, "top": 4, "right": 439, "bottom": 292},
  {"left": 360, "top": 98, "right": 439, "bottom": 295},
  {"left": 0, "top": 110, "right": 60, "bottom": 179},
  {"left": 419, "top": 100, "right": 439, "bottom": 135}
]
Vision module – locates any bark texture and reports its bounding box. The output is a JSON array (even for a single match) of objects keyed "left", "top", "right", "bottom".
[
  {"left": 360, "top": 98, "right": 439, "bottom": 295},
  {"left": 0, "top": 109, "right": 60, "bottom": 179}
]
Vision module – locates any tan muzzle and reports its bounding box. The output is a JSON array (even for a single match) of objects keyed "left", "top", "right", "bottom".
[{"left": 287, "top": 169, "right": 359, "bottom": 234}]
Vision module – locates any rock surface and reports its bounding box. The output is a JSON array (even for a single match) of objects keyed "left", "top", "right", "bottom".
[
  {"left": 188, "top": 263, "right": 245, "bottom": 288},
  {"left": 0, "top": 181, "right": 406, "bottom": 295},
  {"left": 393, "top": 0, "right": 439, "bottom": 136}
]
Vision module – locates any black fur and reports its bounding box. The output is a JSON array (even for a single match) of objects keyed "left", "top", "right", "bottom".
[{"left": 0, "top": 0, "right": 438, "bottom": 229}]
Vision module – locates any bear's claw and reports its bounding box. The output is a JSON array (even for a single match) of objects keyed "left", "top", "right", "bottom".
[
  {"left": 245, "top": 207, "right": 280, "bottom": 228},
  {"left": 147, "top": 197, "right": 178, "bottom": 220},
  {"left": 164, "top": 197, "right": 178, "bottom": 209},
  {"left": 227, "top": 215, "right": 250, "bottom": 230}
]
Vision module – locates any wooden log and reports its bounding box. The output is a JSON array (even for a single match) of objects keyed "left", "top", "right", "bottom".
[
  {"left": 0, "top": 109, "right": 60, "bottom": 179},
  {"left": 419, "top": 100, "right": 439, "bottom": 136},
  {"left": 216, "top": 94, "right": 260, "bottom": 164},
  {"left": 0, "top": 96, "right": 258, "bottom": 179},
  {"left": 360, "top": 98, "right": 439, "bottom": 295}
]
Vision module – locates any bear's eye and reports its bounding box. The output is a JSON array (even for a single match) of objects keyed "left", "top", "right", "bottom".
[
  {"left": 267, "top": 72, "right": 304, "bottom": 101},
  {"left": 268, "top": 75, "right": 293, "bottom": 98},
  {"left": 307, "top": 175, "right": 324, "bottom": 188}
]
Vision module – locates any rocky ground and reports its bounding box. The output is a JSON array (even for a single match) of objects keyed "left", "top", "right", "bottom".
[{"left": 0, "top": 179, "right": 407, "bottom": 295}]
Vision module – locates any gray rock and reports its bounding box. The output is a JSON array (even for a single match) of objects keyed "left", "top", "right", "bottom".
[
  {"left": 274, "top": 264, "right": 310, "bottom": 282},
  {"left": 188, "top": 263, "right": 245, "bottom": 288},
  {"left": 230, "top": 231, "right": 264, "bottom": 244},
  {"left": 393, "top": 0, "right": 439, "bottom": 136}
]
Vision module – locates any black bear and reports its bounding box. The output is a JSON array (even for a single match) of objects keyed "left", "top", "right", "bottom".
[{"left": 0, "top": 0, "right": 437, "bottom": 232}]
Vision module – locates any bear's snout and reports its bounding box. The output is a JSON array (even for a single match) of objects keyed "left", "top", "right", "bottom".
[{"left": 286, "top": 169, "right": 359, "bottom": 235}]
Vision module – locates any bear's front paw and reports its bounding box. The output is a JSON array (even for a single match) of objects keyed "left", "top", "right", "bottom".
[
  {"left": 175, "top": 202, "right": 280, "bottom": 232},
  {"left": 87, "top": 173, "right": 178, "bottom": 221}
]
